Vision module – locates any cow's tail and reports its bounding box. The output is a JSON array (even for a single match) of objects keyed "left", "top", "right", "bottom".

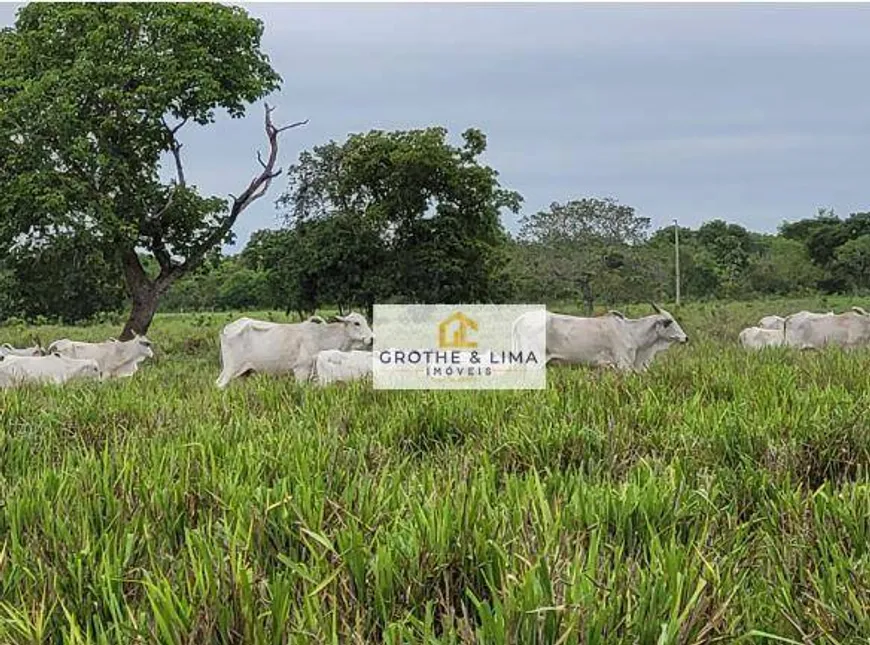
[
  {"left": 511, "top": 314, "right": 525, "bottom": 356},
  {"left": 512, "top": 311, "right": 543, "bottom": 357}
]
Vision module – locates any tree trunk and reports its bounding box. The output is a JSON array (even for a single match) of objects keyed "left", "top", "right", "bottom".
[
  {"left": 579, "top": 276, "right": 594, "bottom": 316},
  {"left": 121, "top": 290, "right": 160, "bottom": 340},
  {"left": 119, "top": 248, "right": 175, "bottom": 340}
]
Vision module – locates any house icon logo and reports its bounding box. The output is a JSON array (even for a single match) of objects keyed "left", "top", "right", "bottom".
[{"left": 437, "top": 311, "right": 479, "bottom": 348}]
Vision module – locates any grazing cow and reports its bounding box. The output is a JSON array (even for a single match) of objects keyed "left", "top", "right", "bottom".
[
  {"left": 47, "top": 334, "right": 154, "bottom": 378},
  {"left": 738, "top": 326, "right": 785, "bottom": 350},
  {"left": 216, "top": 312, "right": 373, "bottom": 388},
  {"left": 757, "top": 315, "right": 785, "bottom": 331},
  {"left": 0, "top": 354, "right": 100, "bottom": 388},
  {"left": 314, "top": 349, "right": 373, "bottom": 386},
  {"left": 784, "top": 309, "right": 870, "bottom": 350},
  {"left": 0, "top": 343, "right": 44, "bottom": 357},
  {"left": 512, "top": 303, "right": 688, "bottom": 372}
]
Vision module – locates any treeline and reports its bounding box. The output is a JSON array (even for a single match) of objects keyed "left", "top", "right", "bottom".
[
  {"left": 3, "top": 204, "right": 867, "bottom": 325},
  {"left": 0, "top": 125, "right": 867, "bottom": 325}
]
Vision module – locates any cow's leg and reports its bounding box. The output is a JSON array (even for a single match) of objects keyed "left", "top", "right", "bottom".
[
  {"left": 216, "top": 362, "right": 248, "bottom": 389},
  {"left": 215, "top": 370, "right": 233, "bottom": 389},
  {"left": 293, "top": 362, "right": 313, "bottom": 382},
  {"left": 613, "top": 354, "right": 635, "bottom": 372},
  {"left": 292, "top": 356, "right": 316, "bottom": 383}
]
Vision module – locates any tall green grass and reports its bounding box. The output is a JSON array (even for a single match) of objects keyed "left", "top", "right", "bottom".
[{"left": 1, "top": 297, "right": 870, "bottom": 643}]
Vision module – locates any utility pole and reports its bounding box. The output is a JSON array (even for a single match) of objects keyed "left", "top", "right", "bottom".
[{"left": 673, "top": 218, "right": 681, "bottom": 306}]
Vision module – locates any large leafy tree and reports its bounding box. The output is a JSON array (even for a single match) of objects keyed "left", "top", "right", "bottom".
[
  {"left": 0, "top": 3, "right": 305, "bottom": 337},
  {"left": 515, "top": 197, "right": 651, "bottom": 312},
  {"left": 275, "top": 127, "right": 521, "bottom": 316}
]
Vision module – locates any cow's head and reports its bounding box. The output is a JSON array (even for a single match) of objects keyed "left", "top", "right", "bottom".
[
  {"left": 1, "top": 343, "right": 44, "bottom": 357},
  {"left": 78, "top": 359, "right": 102, "bottom": 380},
  {"left": 334, "top": 312, "right": 374, "bottom": 348},
  {"left": 650, "top": 303, "right": 689, "bottom": 344},
  {"left": 131, "top": 334, "right": 155, "bottom": 359}
]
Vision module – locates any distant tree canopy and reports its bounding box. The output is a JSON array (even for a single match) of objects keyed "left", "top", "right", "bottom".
[
  {"left": 4, "top": 195, "right": 870, "bottom": 324},
  {"left": 0, "top": 2, "right": 303, "bottom": 334},
  {"left": 512, "top": 198, "right": 653, "bottom": 313}
]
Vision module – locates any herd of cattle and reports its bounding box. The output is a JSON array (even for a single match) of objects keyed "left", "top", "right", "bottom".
[
  {"left": 737, "top": 306, "right": 870, "bottom": 350},
  {"left": 1, "top": 304, "right": 869, "bottom": 390}
]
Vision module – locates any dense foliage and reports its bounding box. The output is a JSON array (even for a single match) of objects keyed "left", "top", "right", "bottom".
[
  {"left": 0, "top": 2, "right": 295, "bottom": 335},
  {"left": 4, "top": 203, "right": 864, "bottom": 324}
]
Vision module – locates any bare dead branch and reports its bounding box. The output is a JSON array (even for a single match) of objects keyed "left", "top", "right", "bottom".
[
  {"left": 174, "top": 103, "right": 307, "bottom": 277},
  {"left": 276, "top": 119, "right": 309, "bottom": 133}
]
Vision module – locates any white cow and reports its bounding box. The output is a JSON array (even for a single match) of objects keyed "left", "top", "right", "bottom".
[
  {"left": 216, "top": 312, "right": 373, "bottom": 388},
  {"left": 0, "top": 354, "right": 100, "bottom": 388},
  {"left": 46, "top": 334, "right": 154, "bottom": 378},
  {"left": 738, "top": 326, "right": 785, "bottom": 349},
  {"left": 512, "top": 304, "right": 689, "bottom": 372},
  {"left": 0, "top": 343, "right": 44, "bottom": 357},
  {"left": 784, "top": 308, "right": 870, "bottom": 350},
  {"left": 757, "top": 315, "right": 785, "bottom": 331},
  {"left": 315, "top": 349, "right": 373, "bottom": 386},
  {"left": 757, "top": 310, "right": 840, "bottom": 331}
]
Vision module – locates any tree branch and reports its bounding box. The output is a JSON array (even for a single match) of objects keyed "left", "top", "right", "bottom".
[
  {"left": 162, "top": 116, "right": 188, "bottom": 137},
  {"left": 170, "top": 141, "right": 185, "bottom": 187},
  {"left": 162, "top": 117, "right": 188, "bottom": 186},
  {"left": 152, "top": 236, "right": 174, "bottom": 276},
  {"left": 176, "top": 103, "right": 307, "bottom": 275},
  {"left": 151, "top": 185, "right": 177, "bottom": 222},
  {"left": 121, "top": 247, "right": 153, "bottom": 296}
]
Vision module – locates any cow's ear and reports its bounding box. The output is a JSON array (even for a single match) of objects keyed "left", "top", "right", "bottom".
[{"left": 608, "top": 310, "right": 625, "bottom": 319}]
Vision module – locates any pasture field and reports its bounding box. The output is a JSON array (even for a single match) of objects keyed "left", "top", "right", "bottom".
[{"left": 2, "top": 296, "right": 870, "bottom": 644}]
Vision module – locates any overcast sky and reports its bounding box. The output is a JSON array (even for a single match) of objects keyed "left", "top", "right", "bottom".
[{"left": 3, "top": 2, "right": 870, "bottom": 252}]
